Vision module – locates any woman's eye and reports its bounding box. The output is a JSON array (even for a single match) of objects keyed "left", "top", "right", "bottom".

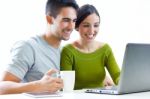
[{"left": 83, "top": 25, "right": 90, "bottom": 27}]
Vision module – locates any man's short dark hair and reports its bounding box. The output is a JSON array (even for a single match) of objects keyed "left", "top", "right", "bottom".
[{"left": 45, "top": 0, "right": 79, "bottom": 18}]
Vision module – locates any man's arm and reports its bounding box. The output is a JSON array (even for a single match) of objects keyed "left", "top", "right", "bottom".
[{"left": 0, "top": 69, "right": 63, "bottom": 94}]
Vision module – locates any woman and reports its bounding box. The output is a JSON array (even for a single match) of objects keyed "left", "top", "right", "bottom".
[{"left": 60, "top": 4, "right": 120, "bottom": 90}]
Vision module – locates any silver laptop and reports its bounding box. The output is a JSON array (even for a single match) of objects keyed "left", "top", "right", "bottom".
[{"left": 85, "top": 43, "right": 150, "bottom": 94}]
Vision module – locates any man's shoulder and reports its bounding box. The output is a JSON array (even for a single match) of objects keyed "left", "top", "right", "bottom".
[
  {"left": 11, "top": 35, "right": 40, "bottom": 51},
  {"left": 19, "top": 35, "right": 43, "bottom": 48},
  {"left": 27, "top": 35, "right": 40, "bottom": 44}
]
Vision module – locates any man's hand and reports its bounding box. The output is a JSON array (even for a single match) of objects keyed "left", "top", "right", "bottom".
[{"left": 37, "top": 69, "right": 63, "bottom": 93}]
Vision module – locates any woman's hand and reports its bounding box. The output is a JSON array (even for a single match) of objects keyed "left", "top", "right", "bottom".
[{"left": 103, "top": 76, "right": 114, "bottom": 86}]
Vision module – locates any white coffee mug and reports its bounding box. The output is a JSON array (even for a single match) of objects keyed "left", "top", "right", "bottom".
[{"left": 60, "top": 71, "right": 75, "bottom": 92}]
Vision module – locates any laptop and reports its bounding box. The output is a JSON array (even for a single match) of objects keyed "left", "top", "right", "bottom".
[{"left": 85, "top": 43, "right": 150, "bottom": 95}]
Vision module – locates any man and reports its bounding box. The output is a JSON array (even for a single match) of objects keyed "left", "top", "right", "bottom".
[{"left": 0, "top": 0, "right": 79, "bottom": 94}]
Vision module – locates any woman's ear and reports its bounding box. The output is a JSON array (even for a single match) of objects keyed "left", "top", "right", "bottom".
[{"left": 46, "top": 15, "right": 54, "bottom": 24}]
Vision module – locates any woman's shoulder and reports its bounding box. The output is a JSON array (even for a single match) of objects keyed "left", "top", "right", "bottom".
[
  {"left": 96, "top": 41, "right": 107, "bottom": 48},
  {"left": 61, "top": 43, "right": 75, "bottom": 52},
  {"left": 96, "top": 41, "right": 112, "bottom": 51},
  {"left": 63, "top": 43, "right": 72, "bottom": 48}
]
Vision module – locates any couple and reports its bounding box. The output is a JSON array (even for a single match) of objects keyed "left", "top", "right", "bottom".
[{"left": 0, "top": 0, "right": 120, "bottom": 94}]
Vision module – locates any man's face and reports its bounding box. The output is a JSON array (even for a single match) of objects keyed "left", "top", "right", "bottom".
[{"left": 51, "top": 7, "right": 77, "bottom": 41}]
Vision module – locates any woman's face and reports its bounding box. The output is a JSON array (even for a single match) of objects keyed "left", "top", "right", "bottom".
[{"left": 78, "top": 13, "right": 100, "bottom": 42}]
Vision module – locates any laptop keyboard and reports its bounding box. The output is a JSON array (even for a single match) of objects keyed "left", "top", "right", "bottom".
[
  {"left": 85, "top": 86, "right": 118, "bottom": 94},
  {"left": 101, "top": 86, "right": 117, "bottom": 90}
]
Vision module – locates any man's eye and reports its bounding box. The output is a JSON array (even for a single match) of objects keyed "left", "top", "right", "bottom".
[
  {"left": 94, "top": 24, "right": 99, "bottom": 27},
  {"left": 63, "top": 19, "right": 70, "bottom": 22},
  {"left": 73, "top": 19, "right": 77, "bottom": 22}
]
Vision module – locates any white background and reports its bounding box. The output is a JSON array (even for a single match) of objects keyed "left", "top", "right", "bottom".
[{"left": 0, "top": 0, "right": 150, "bottom": 73}]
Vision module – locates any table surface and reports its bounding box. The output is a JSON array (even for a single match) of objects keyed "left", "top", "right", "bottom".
[{"left": 0, "top": 90, "right": 150, "bottom": 99}]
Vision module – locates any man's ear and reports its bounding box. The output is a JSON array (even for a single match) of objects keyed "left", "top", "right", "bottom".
[{"left": 46, "top": 16, "right": 54, "bottom": 24}]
